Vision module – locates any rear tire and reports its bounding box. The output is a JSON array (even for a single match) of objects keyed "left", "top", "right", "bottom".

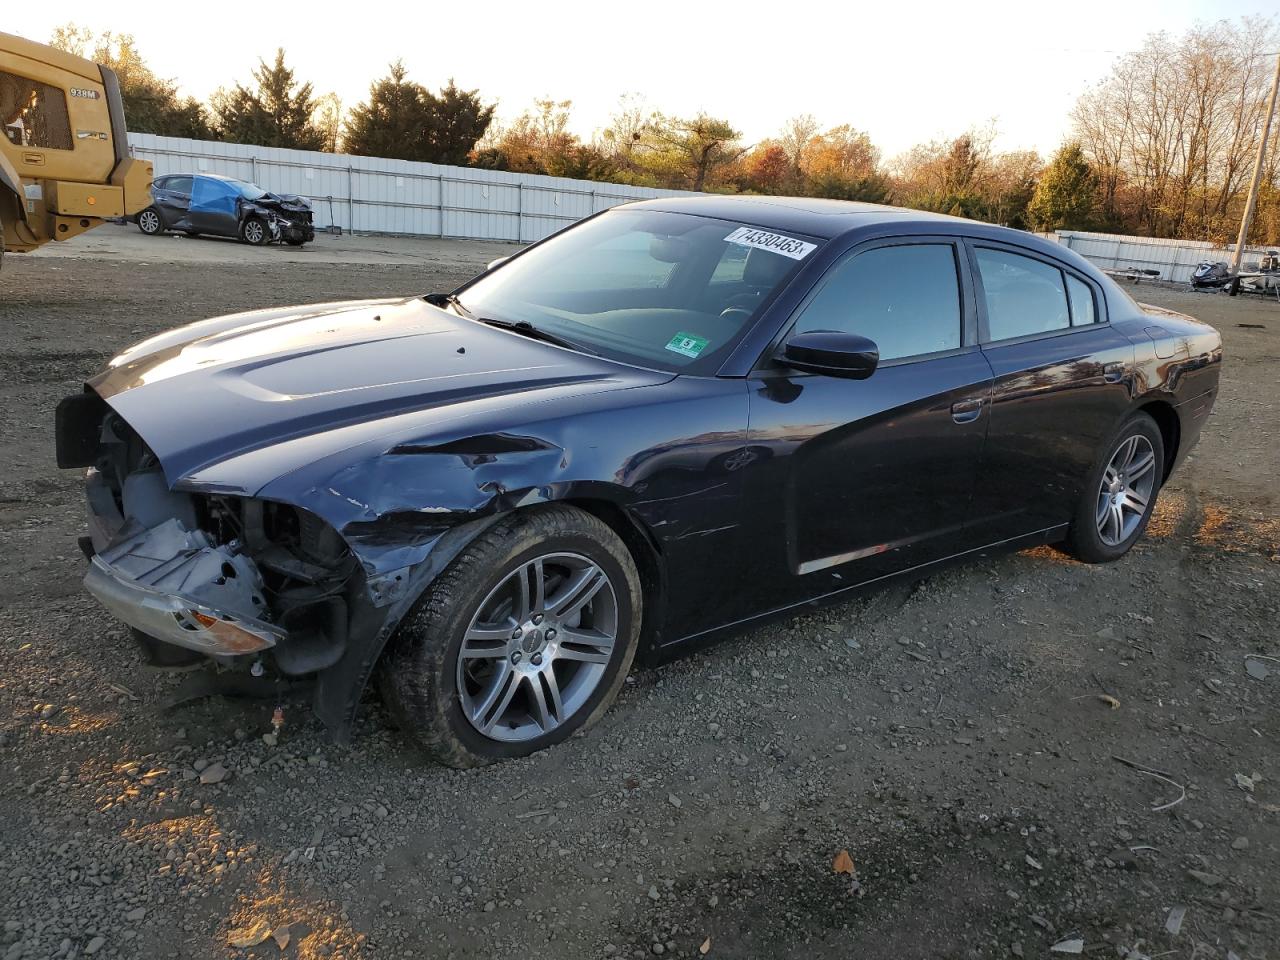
[
  {"left": 137, "top": 207, "right": 163, "bottom": 236},
  {"left": 1061, "top": 413, "right": 1164, "bottom": 563},
  {"left": 377, "top": 505, "right": 642, "bottom": 767}
]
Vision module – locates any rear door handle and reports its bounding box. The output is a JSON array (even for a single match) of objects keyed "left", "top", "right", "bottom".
[
  {"left": 951, "top": 398, "right": 984, "bottom": 424},
  {"left": 1103, "top": 362, "right": 1127, "bottom": 383}
]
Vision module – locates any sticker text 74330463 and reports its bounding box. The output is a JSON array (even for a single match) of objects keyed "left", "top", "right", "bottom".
[{"left": 723, "top": 227, "right": 816, "bottom": 261}]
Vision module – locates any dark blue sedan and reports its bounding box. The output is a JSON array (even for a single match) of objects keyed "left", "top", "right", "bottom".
[{"left": 57, "top": 196, "right": 1221, "bottom": 765}]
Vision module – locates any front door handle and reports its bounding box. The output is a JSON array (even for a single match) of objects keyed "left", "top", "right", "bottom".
[
  {"left": 951, "top": 398, "right": 985, "bottom": 424},
  {"left": 1103, "top": 362, "right": 1127, "bottom": 383}
]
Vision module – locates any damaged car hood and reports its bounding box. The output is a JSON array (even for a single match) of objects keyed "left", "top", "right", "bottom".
[{"left": 89, "top": 297, "right": 670, "bottom": 488}]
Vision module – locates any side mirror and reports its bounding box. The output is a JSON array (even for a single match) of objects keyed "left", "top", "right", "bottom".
[
  {"left": 486, "top": 256, "right": 510, "bottom": 271},
  {"left": 777, "top": 330, "right": 879, "bottom": 379}
]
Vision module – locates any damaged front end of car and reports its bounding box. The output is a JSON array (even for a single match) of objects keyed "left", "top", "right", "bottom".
[
  {"left": 55, "top": 390, "right": 470, "bottom": 736},
  {"left": 244, "top": 193, "right": 315, "bottom": 245},
  {"left": 53, "top": 293, "right": 686, "bottom": 740}
]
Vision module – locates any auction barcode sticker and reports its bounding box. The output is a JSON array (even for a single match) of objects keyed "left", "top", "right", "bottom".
[{"left": 724, "top": 226, "right": 816, "bottom": 260}]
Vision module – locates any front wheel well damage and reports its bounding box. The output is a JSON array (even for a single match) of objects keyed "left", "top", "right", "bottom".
[{"left": 560, "top": 498, "right": 665, "bottom": 658}]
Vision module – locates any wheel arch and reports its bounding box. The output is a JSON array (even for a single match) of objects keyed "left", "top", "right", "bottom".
[
  {"left": 1134, "top": 398, "right": 1180, "bottom": 485},
  {"left": 313, "top": 494, "right": 665, "bottom": 740},
  {"left": 560, "top": 497, "right": 667, "bottom": 659}
]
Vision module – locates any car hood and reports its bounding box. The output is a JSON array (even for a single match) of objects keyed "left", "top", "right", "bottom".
[
  {"left": 90, "top": 297, "right": 669, "bottom": 487},
  {"left": 255, "top": 192, "right": 311, "bottom": 212}
]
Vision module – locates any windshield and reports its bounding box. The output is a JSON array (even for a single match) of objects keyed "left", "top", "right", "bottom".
[
  {"left": 454, "top": 209, "right": 820, "bottom": 373},
  {"left": 230, "top": 179, "right": 266, "bottom": 200}
]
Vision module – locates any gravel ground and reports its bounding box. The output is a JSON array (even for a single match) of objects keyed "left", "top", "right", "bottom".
[{"left": 1, "top": 229, "right": 1277, "bottom": 960}]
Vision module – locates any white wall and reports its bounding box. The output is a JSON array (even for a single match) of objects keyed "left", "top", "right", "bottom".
[
  {"left": 127, "top": 134, "right": 696, "bottom": 243},
  {"left": 1053, "top": 230, "right": 1278, "bottom": 284}
]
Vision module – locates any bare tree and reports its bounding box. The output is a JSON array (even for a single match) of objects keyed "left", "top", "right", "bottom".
[{"left": 1071, "top": 17, "right": 1280, "bottom": 240}]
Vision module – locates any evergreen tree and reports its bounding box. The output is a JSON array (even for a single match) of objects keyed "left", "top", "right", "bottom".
[
  {"left": 345, "top": 66, "right": 494, "bottom": 163},
  {"left": 344, "top": 62, "right": 426, "bottom": 159},
  {"left": 211, "top": 49, "right": 326, "bottom": 150},
  {"left": 423, "top": 80, "right": 495, "bottom": 166},
  {"left": 1028, "top": 143, "right": 1097, "bottom": 231}
]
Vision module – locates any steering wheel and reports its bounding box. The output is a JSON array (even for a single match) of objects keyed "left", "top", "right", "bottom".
[
  {"left": 719, "top": 291, "right": 762, "bottom": 322},
  {"left": 719, "top": 306, "right": 754, "bottom": 323}
]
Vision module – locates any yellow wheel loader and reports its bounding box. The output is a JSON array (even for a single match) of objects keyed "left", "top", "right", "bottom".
[{"left": 1, "top": 32, "right": 152, "bottom": 269}]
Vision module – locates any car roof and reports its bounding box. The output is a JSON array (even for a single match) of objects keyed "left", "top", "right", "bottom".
[
  {"left": 159, "top": 173, "right": 241, "bottom": 183},
  {"left": 619, "top": 195, "right": 970, "bottom": 240},
  {"left": 620, "top": 194, "right": 1099, "bottom": 274}
]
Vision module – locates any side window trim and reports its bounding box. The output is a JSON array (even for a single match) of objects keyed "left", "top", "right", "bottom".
[
  {"left": 760, "top": 235, "right": 978, "bottom": 371},
  {"left": 964, "top": 238, "right": 1109, "bottom": 346}
]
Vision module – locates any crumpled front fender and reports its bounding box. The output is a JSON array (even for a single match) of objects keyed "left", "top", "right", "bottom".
[{"left": 247, "top": 432, "right": 640, "bottom": 740}]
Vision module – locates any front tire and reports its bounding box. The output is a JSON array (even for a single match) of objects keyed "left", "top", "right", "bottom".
[
  {"left": 137, "top": 207, "right": 163, "bottom": 236},
  {"left": 377, "top": 505, "right": 642, "bottom": 767},
  {"left": 1061, "top": 413, "right": 1164, "bottom": 563},
  {"left": 241, "top": 217, "right": 269, "bottom": 245}
]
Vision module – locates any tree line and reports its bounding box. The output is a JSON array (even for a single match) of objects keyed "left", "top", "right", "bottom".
[{"left": 51, "top": 18, "right": 1280, "bottom": 244}]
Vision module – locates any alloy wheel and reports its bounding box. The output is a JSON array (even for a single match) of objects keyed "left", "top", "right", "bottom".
[
  {"left": 243, "top": 220, "right": 265, "bottom": 244},
  {"left": 139, "top": 210, "right": 161, "bottom": 234},
  {"left": 1096, "top": 434, "right": 1157, "bottom": 546},
  {"left": 457, "top": 552, "right": 618, "bottom": 742}
]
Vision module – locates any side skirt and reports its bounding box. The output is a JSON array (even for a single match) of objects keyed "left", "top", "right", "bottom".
[{"left": 648, "top": 523, "right": 1069, "bottom": 664}]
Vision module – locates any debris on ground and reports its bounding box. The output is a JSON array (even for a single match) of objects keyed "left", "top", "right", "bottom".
[
  {"left": 1112, "top": 756, "right": 1186, "bottom": 811},
  {"left": 227, "top": 919, "right": 272, "bottom": 948}
]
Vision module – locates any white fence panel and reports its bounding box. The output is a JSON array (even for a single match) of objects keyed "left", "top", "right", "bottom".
[
  {"left": 1054, "top": 230, "right": 1277, "bottom": 284},
  {"left": 126, "top": 133, "right": 696, "bottom": 243}
]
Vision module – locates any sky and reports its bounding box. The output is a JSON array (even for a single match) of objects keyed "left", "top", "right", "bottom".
[{"left": 8, "top": 0, "right": 1275, "bottom": 160}]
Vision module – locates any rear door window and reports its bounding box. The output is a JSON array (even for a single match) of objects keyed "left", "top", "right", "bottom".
[{"left": 975, "top": 248, "right": 1070, "bottom": 341}]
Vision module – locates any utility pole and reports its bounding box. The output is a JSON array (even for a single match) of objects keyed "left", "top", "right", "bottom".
[{"left": 1229, "top": 50, "right": 1280, "bottom": 294}]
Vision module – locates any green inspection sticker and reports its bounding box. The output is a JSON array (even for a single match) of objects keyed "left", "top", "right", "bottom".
[{"left": 665, "top": 332, "right": 710, "bottom": 359}]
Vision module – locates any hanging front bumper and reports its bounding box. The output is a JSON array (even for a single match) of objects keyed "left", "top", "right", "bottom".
[{"left": 83, "top": 517, "right": 285, "bottom": 656}]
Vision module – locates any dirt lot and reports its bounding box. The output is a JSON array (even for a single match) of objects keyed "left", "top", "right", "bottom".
[{"left": 1, "top": 227, "right": 1277, "bottom": 960}]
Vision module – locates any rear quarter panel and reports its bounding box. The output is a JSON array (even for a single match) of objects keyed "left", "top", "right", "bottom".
[{"left": 1115, "top": 294, "right": 1222, "bottom": 477}]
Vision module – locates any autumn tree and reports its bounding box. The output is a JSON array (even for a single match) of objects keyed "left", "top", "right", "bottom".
[
  {"left": 778, "top": 113, "right": 820, "bottom": 190},
  {"left": 598, "top": 93, "right": 651, "bottom": 171},
  {"left": 477, "top": 99, "right": 615, "bottom": 178},
  {"left": 480, "top": 99, "right": 572, "bottom": 173},
  {"left": 49, "top": 25, "right": 210, "bottom": 138},
  {"left": 802, "top": 125, "right": 888, "bottom": 201},
  {"left": 894, "top": 132, "right": 992, "bottom": 217},
  {"left": 1027, "top": 143, "right": 1097, "bottom": 231},
  {"left": 740, "top": 144, "right": 790, "bottom": 193},
  {"left": 893, "top": 128, "right": 1040, "bottom": 226},
  {"left": 211, "top": 49, "right": 327, "bottom": 150}
]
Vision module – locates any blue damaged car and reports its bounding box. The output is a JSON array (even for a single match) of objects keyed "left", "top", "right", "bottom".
[{"left": 133, "top": 172, "right": 314, "bottom": 246}]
